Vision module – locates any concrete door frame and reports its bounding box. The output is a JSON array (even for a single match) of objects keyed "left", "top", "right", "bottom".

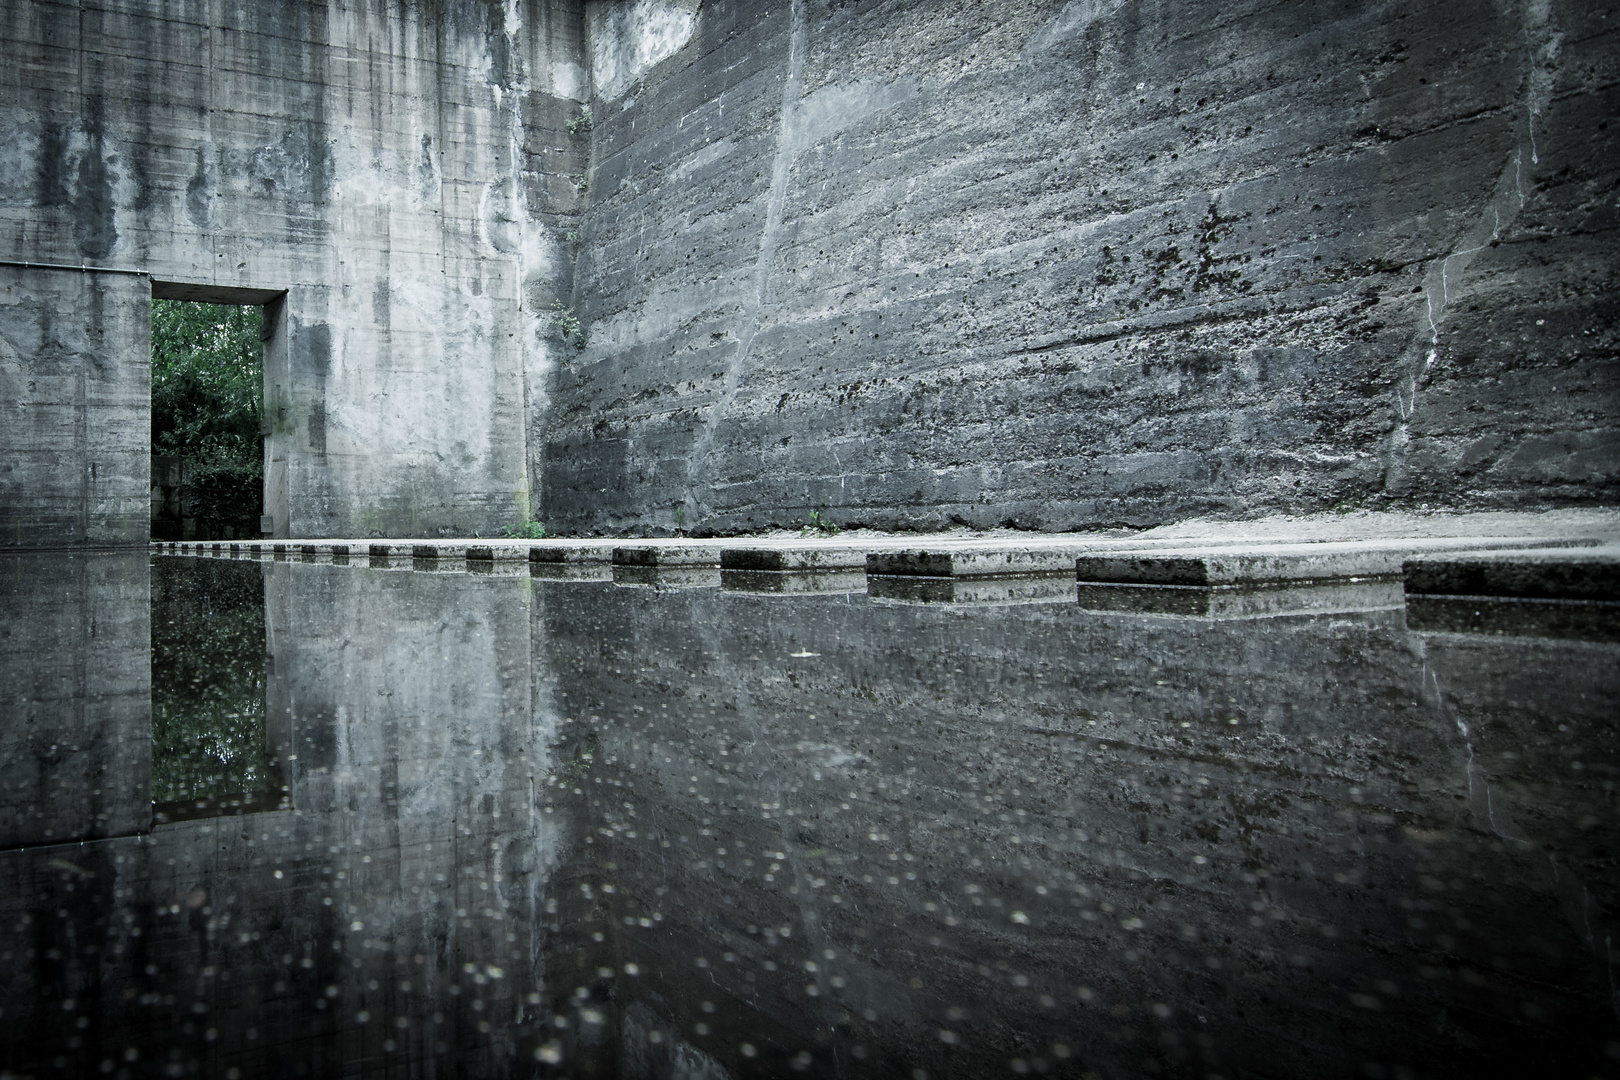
[{"left": 150, "top": 280, "right": 290, "bottom": 540}]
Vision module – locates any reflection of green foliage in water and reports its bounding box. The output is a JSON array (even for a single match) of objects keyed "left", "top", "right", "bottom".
[{"left": 150, "top": 558, "right": 268, "bottom": 803}]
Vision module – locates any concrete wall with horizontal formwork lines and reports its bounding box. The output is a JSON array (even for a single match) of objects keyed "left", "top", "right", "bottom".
[
  {"left": 1, "top": 0, "right": 1615, "bottom": 546},
  {"left": 1, "top": 0, "right": 588, "bottom": 545},
  {"left": 547, "top": 0, "right": 1619, "bottom": 534}
]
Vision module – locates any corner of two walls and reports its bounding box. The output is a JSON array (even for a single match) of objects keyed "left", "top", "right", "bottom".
[{"left": 1, "top": 0, "right": 1613, "bottom": 547}]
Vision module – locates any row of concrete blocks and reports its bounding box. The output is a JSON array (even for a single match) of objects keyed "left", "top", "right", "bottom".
[
  {"left": 152, "top": 537, "right": 1619, "bottom": 603},
  {"left": 152, "top": 538, "right": 1619, "bottom": 639}
]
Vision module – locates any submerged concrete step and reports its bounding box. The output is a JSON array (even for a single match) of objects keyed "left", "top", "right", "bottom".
[
  {"left": 385, "top": 541, "right": 530, "bottom": 561},
  {"left": 1403, "top": 547, "right": 1620, "bottom": 602},
  {"left": 1404, "top": 595, "right": 1620, "bottom": 642},
  {"left": 721, "top": 547, "right": 867, "bottom": 572},
  {"left": 868, "top": 575, "right": 1077, "bottom": 606},
  {"left": 611, "top": 544, "right": 723, "bottom": 567},
  {"left": 1075, "top": 538, "right": 1599, "bottom": 587},
  {"left": 612, "top": 565, "right": 721, "bottom": 590},
  {"left": 1077, "top": 579, "right": 1405, "bottom": 620},
  {"left": 866, "top": 546, "right": 1084, "bottom": 578},
  {"left": 722, "top": 568, "right": 867, "bottom": 595},
  {"left": 529, "top": 562, "right": 613, "bottom": 582}
]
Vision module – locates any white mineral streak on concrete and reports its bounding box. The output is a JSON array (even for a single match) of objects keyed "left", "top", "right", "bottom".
[
  {"left": 678, "top": 0, "right": 806, "bottom": 524},
  {"left": 495, "top": 0, "right": 557, "bottom": 528},
  {"left": 582, "top": 273, "right": 751, "bottom": 356},
  {"left": 1383, "top": 0, "right": 1563, "bottom": 490},
  {"left": 0, "top": 108, "right": 42, "bottom": 209},
  {"left": 786, "top": 77, "right": 920, "bottom": 159},
  {"left": 550, "top": 58, "right": 586, "bottom": 101},
  {"left": 671, "top": 137, "right": 738, "bottom": 181},
  {"left": 1021, "top": 0, "right": 1129, "bottom": 61},
  {"left": 588, "top": 0, "right": 698, "bottom": 103},
  {"left": 674, "top": 3, "right": 921, "bottom": 527}
]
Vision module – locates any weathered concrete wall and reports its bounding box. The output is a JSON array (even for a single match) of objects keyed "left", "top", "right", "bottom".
[
  {"left": 546, "top": 0, "right": 1620, "bottom": 534},
  {"left": 0, "top": 268, "right": 150, "bottom": 545},
  {"left": 0, "top": 0, "right": 590, "bottom": 544},
  {"left": 3, "top": 0, "right": 1615, "bottom": 544}
]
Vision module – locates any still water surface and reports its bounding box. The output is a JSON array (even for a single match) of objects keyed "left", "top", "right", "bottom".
[{"left": 0, "top": 552, "right": 1615, "bottom": 1078}]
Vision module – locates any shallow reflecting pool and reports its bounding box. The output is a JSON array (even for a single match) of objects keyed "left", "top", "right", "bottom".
[{"left": 0, "top": 552, "right": 1615, "bottom": 1078}]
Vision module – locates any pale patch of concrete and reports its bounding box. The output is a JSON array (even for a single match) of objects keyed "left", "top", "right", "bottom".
[{"left": 589, "top": 0, "right": 698, "bottom": 103}]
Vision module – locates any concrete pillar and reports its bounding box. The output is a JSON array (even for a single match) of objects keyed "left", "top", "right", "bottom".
[{"left": 262, "top": 293, "right": 291, "bottom": 541}]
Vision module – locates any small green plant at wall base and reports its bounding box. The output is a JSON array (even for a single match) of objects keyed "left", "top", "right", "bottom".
[
  {"left": 801, "top": 510, "right": 840, "bottom": 537},
  {"left": 567, "top": 104, "right": 593, "bottom": 135},
  {"left": 549, "top": 300, "right": 585, "bottom": 347},
  {"left": 573, "top": 174, "right": 589, "bottom": 193},
  {"left": 503, "top": 520, "right": 547, "bottom": 539}
]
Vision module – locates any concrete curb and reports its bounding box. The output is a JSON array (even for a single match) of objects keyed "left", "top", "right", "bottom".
[
  {"left": 1074, "top": 538, "right": 1601, "bottom": 587},
  {"left": 148, "top": 535, "right": 1620, "bottom": 613},
  {"left": 1403, "top": 547, "right": 1620, "bottom": 602}
]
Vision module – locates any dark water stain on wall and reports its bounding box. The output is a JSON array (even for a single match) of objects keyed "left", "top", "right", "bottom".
[
  {"left": 72, "top": 99, "right": 118, "bottom": 261},
  {"left": 185, "top": 144, "right": 213, "bottom": 229}
]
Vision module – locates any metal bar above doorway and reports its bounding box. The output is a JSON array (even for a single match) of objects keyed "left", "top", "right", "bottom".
[{"left": 0, "top": 258, "right": 149, "bottom": 276}]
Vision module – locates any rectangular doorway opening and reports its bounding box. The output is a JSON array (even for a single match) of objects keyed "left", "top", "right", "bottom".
[{"left": 148, "top": 281, "right": 284, "bottom": 541}]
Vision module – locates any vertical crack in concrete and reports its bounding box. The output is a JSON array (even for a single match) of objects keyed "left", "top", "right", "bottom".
[
  {"left": 681, "top": 0, "right": 807, "bottom": 529},
  {"left": 1381, "top": 0, "right": 1561, "bottom": 492},
  {"left": 75, "top": 368, "right": 88, "bottom": 542}
]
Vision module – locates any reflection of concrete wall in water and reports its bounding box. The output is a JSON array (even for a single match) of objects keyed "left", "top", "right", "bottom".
[
  {"left": 0, "top": 551, "right": 150, "bottom": 846},
  {"left": 0, "top": 558, "right": 565, "bottom": 1077},
  {"left": 535, "top": 582, "right": 1620, "bottom": 1077},
  {"left": 0, "top": 556, "right": 1614, "bottom": 1074}
]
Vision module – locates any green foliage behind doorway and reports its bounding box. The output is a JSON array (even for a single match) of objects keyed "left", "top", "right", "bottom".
[{"left": 151, "top": 300, "right": 265, "bottom": 539}]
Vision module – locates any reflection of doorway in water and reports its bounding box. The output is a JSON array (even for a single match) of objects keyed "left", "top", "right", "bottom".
[{"left": 150, "top": 556, "right": 286, "bottom": 822}]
